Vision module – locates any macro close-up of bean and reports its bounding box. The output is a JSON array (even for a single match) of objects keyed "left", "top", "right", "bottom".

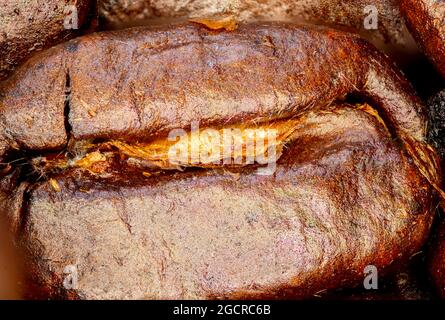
[{"left": 0, "top": 0, "right": 445, "bottom": 313}]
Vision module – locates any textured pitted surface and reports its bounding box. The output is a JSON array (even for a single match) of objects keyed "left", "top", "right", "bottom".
[
  {"left": 400, "top": 0, "right": 445, "bottom": 78},
  {"left": 0, "top": 23, "right": 440, "bottom": 299},
  {"left": 22, "top": 107, "right": 435, "bottom": 299},
  {"left": 99, "top": 0, "right": 418, "bottom": 63},
  {"left": 0, "top": 0, "right": 93, "bottom": 81},
  {"left": 0, "top": 23, "right": 429, "bottom": 155},
  {"left": 0, "top": 0, "right": 92, "bottom": 80},
  {"left": 427, "top": 90, "right": 445, "bottom": 163}
]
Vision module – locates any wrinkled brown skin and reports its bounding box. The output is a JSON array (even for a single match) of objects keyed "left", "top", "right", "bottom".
[
  {"left": 400, "top": 0, "right": 445, "bottom": 78},
  {"left": 0, "top": 0, "right": 94, "bottom": 81},
  {"left": 99, "top": 0, "right": 419, "bottom": 65},
  {"left": 0, "top": 22, "right": 439, "bottom": 299},
  {"left": 430, "top": 221, "right": 445, "bottom": 298}
]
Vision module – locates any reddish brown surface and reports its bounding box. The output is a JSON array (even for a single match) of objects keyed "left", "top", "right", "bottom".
[
  {"left": 400, "top": 0, "right": 445, "bottom": 78},
  {"left": 0, "top": 22, "right": 440, "bottom": 299},
  {"left": 0, "top": 0, "right": 94, "bottom": 81},
  {"left": 17, "top": 105, "right": 435, "bottom": 299},
  {"left": 0, "top": 23, "right": 429, "bottom": 156},
  {"left": 99, "top": 0, "right": 419, "bottom": 65}
]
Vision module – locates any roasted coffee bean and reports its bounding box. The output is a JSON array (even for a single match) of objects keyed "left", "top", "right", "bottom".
[{"left": 0, "top": 22, "right": 441, "bottom": 299}]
